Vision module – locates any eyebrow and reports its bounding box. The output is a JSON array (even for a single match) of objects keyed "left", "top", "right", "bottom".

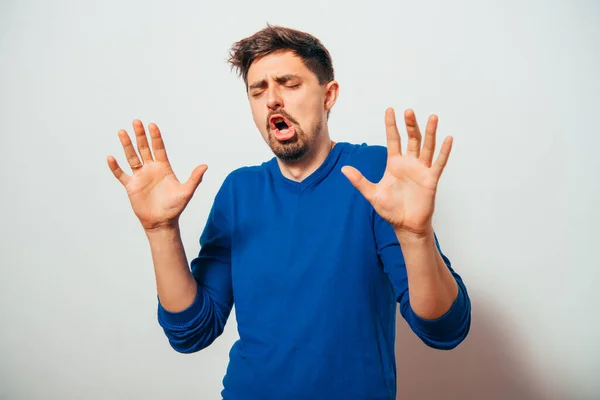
[{"left": 248, "top": 74, "right": 302, "bottom": 91}]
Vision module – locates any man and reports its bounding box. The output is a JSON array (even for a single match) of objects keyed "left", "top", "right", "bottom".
[{"left": 107, "top": 24, "right": 471, "bottom": 399}]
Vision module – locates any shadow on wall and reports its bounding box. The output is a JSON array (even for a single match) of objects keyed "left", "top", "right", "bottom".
[{"left": 394, "top": 294, "right": 566, "bottom": 400}]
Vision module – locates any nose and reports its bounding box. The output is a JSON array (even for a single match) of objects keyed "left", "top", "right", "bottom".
[{"left": 266, "top": 86, "right": 283, "bottom": 111}]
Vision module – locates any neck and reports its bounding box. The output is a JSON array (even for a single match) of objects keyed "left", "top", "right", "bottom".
[{"left": 277, "top": 134, "right": 336, "bottom": 182}]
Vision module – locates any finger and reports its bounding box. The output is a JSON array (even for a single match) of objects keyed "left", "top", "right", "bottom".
[
  {"left": 431, "top": 136, "right": 453, "bottom": 180},
  {"left": 148, "top": 122, "right": 170, "bottom": 163},
  {"left": 184, "top": 164, "right": 209, "bottom": 194},
  {"left": 118, "top": 129, "right": 143, "bottom": 171},
  {"left": 341, "top": 166, "right": 377, "bottom": 204},
  {"left": 132, "top": 120, "right": 154, "bottom": 163},
  {"left": 404, "top": 109, "right": 422, "bottom": 158},
  {"left": 385, "top": 108, "right": 402, "bottom": 157},
  {"left": 107, "top": 155, "right": 130, "bottom": 186},
  {"left": 420, "top": 114, "right": 438, "bottom": 167}
]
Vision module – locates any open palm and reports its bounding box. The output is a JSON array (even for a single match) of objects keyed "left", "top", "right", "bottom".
[
  {"left": 107, "top": 120, "right": 208, "bottom": 231},
  {"left": 342, "top": 108, "right": 452, "bottom": 237}
]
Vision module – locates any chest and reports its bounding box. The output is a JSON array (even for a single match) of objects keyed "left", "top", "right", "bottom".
[{"left": 229, "top": 183, "right": 382, "bottom": 307}]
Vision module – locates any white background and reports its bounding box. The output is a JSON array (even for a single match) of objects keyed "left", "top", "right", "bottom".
[{"left": 1, "top": 0, "right": 598, "bottom": 399}]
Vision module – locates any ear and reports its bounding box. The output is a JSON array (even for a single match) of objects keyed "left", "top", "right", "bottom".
[{"left": 324, "top": 80, "right": 339, "bottom": 113}]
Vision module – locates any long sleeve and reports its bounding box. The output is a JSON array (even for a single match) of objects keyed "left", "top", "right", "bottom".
[
  {"left": 373, "top": 211, "right": 471, "bottom": 350},
  {"left": 157, "top": 178, "right": 234, "bottom": 354}
]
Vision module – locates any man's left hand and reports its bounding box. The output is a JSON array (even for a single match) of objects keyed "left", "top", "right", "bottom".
[{"left": 341, "top": 108, "right": 452, "bottom": 239}]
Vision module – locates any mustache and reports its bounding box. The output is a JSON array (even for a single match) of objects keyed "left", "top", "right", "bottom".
[{"left": 266, "top": 110, "right": 298, "bottom": 130}]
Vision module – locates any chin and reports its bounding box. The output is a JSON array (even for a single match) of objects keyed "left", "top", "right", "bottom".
[
  {"left": 271, "top": 140, "right": 309, "bottom": 162},
  {"left": 265, "top": 120, "right": 321, "bottom": 163}
]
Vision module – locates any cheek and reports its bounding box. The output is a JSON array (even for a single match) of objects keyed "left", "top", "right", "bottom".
[
  {"left": 303, "top": 92, "right": 325, "bottom": 126},
  {"left": 249, "top": 103, "right": 266, "bottom": 129},
  {"left": 303, "top": 88, "right": 325, "bottom": 114},
  {"left": 292, "top": 90, "right": 322, "bottom": 118}
]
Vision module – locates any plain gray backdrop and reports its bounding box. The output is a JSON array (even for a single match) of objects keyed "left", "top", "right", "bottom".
[{"left": 1, "top": 0, "right": 598, "bottom": 399}]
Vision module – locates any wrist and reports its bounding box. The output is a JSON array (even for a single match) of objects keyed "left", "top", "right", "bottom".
[
  {"left": 394, "top": 225, "right": 434, "bottom": 244},
  {"left": 144, "top": 221, "right": 180, "bottom": 238}
]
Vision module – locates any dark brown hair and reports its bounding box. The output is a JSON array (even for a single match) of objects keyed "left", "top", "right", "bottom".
[{"left": 228, "top": 24, "right": 335, "bottom": 89}]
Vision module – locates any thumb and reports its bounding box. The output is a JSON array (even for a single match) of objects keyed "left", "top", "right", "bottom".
[
  {"left": 184, "top": 164, "right": 208, "bottom": 195},
  {"left": 341, "top": 166, "right": 376, "bottom": 203}
]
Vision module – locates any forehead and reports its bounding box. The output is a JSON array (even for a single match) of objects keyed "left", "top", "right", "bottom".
[{"left": 247, "top": 51, "right": 314, "bottom": 83}]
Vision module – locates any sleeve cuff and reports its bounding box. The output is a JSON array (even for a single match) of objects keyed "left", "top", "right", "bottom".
[
  {"left": 406, "top": 280, "right": 470, "bottom": 340},
  {"left": 157, "top": 283, "right": 205, "bottom": 327}
]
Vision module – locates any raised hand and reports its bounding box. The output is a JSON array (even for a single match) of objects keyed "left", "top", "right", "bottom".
[
  {"left": 341, "top": 108, "right": 452, "bottom": 238},
  {"left": 107, "top": 120, "right": 208, "bottom": 231}
]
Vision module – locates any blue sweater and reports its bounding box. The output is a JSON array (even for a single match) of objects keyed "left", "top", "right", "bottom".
[{"left": 157, "top": 142, "right": 471, "bottom": 399}]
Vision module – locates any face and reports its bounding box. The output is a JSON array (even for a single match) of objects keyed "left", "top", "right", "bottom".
[{"left": 246, "top": 51, "right": 338, "bottom": 163}]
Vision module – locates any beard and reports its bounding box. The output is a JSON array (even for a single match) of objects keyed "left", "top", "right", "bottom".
[{"left": 265, "top": 110, "right": 322, "bottom": 163}]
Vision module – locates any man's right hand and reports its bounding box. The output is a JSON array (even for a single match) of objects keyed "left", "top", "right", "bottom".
[{"left": 107, "top": 120, "right": 208, "bottom": 232}]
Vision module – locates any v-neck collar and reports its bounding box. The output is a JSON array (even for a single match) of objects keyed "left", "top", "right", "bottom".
[{"left": 268, "top": 142, "right": 345, "bottom": 192}]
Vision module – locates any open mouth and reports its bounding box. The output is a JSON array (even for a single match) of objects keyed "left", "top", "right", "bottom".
[
  {"left": 269, "top": 114, "right": 296, "bottom": 141},
  {"left": 275, "top": 119, "right": 289, "bottom": 130},
  {"left": 269, "top": 115, "right": 291, "bottom": 130}
]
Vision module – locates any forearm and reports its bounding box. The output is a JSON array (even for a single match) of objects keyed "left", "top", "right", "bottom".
[
  {"left": 145, "top": 224, "right": 197, "bottom": 312},
  {"left": 396, "top": 227, "right": 458, "bottom": 320}
]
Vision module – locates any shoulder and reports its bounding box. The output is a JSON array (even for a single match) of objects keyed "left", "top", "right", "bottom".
[
  {"left": 219, "top": 158, "right": 270, "bottom": 185},
  {"left": 338, "top": 142, "right": 388, "bottom": 181},
  {"left": 213, "top": 160, "right": 272, "bottom": 202}
]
